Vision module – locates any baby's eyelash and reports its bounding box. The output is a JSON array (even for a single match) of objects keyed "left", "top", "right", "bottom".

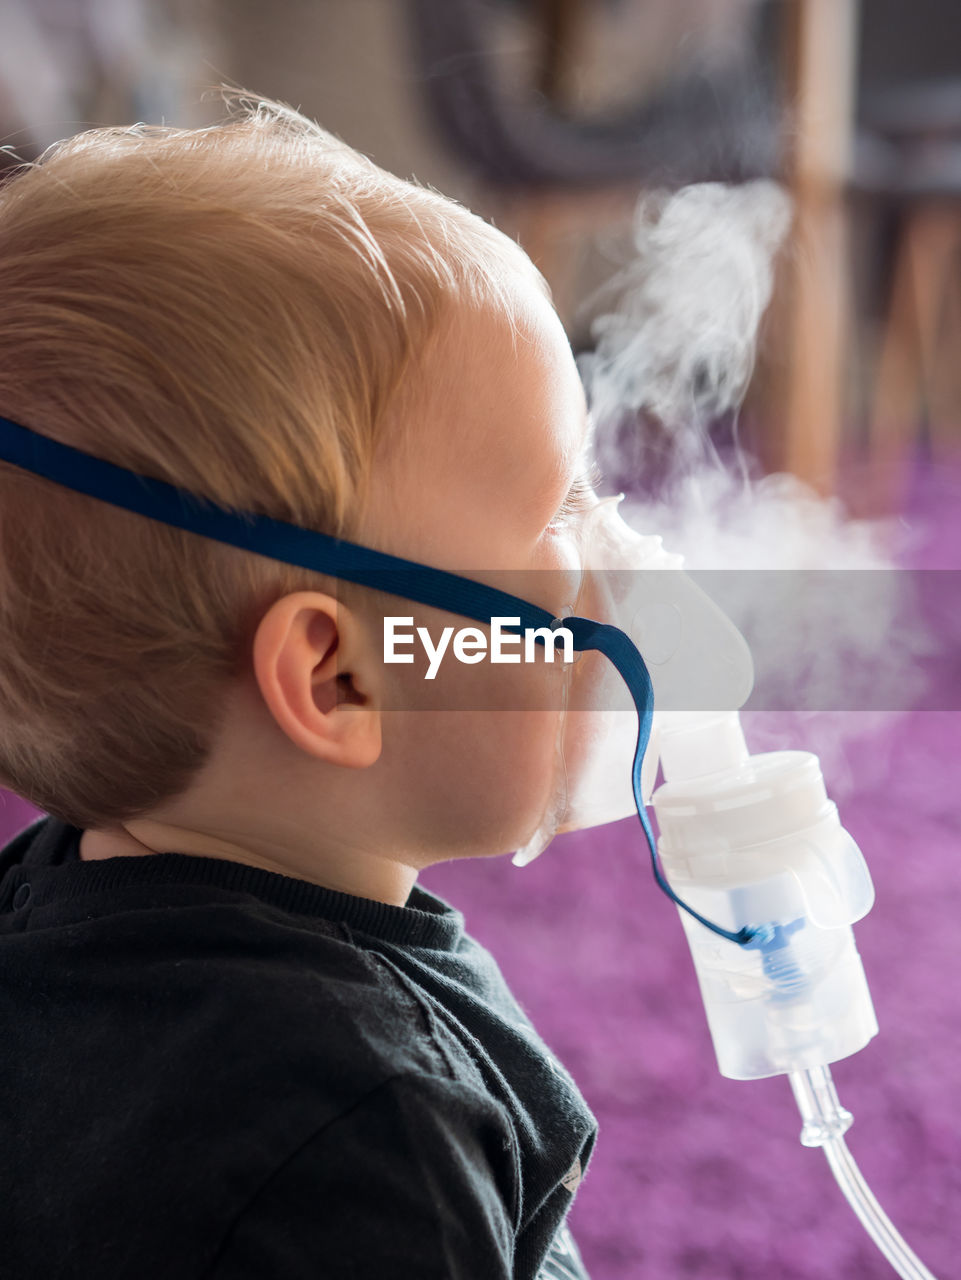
[{"left": 553, "top": 463, "right": 602, "bottom": 523}]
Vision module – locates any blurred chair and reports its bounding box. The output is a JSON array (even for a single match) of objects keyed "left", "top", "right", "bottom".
[
  {"left": 407, "top": 0, "right": 775, "bottom": 187},
  {"left": 859, "top": 83, "right": 961, "bottom": 498},
  {"left": 405, "top": 0, "right": 778, "bottom": 325},
  {"left": 407, "top": 0, "right": 876, "bottom": 500}
]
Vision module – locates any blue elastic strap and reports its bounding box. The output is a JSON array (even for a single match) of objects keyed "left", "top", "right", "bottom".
[
  {"left": 563, "top": 618, "right": 760, "bottom": 948},
  {"left": 0, "top": 415, "right": 554, "bottom": 634},
  {"left": 0, "top": 414, "right": 759, "bottom": 946}
]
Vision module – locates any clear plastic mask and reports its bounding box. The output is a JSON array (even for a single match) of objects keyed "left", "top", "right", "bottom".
[{"left": 513, "top": 495, "right": 755, "bottom": 866}]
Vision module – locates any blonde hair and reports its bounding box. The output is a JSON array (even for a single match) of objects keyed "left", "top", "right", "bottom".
[{"left": 0, "top": 96, "right": 540, "bottom": 828}]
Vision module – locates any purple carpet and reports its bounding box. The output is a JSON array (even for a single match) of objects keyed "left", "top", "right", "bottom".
[
  {"left": 2, "top": 459, "right": 958, "bottom": 1279},
  {"left": 422, "top": 706, "right": 960, "bottom": 1279}
]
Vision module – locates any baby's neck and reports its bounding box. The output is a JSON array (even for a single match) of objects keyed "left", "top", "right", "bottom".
[
  {"left": 78, "top": 821, "right": 419, "bottom": 906},
  {"left": 80, "top": 827, "right": 154, "bottom": 861}
]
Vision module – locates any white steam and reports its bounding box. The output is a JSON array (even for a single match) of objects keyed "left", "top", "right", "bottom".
[
  {"left": 582, "top": 181, "right": 791, "bottom": 436},
  {"left": 578, "top": 182, "right": 930, "bottom": 784}
]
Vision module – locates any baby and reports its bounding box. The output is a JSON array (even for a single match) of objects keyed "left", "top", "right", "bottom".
[{"left": 0, "top": 99, "right": 604, "bottom": 1278}]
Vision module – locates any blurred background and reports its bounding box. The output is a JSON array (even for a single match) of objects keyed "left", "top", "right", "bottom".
[{"left": 1, "top": 2, "right": 959, "bottom": 1278}]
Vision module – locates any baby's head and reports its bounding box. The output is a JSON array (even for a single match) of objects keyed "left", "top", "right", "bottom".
[{"left": 0, "top": 99, "right": 591, "bottom": 894}]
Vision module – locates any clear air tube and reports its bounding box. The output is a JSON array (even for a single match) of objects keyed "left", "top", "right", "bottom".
[{"left": 789, "top": 1066, "right": 937, "bottom": 1280}]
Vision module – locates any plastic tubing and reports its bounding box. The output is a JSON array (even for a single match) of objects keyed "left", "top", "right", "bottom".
[{"left": 788, "top": 1065, "right": 937, "bottom": 1280}]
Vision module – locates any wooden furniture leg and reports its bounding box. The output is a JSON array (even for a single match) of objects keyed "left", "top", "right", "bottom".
[
  {"left": 777, "top": 0, "right": 859, "bottom": 494},
  {"left": 870, "top": 205, "right": 961, "bottom": 505}
]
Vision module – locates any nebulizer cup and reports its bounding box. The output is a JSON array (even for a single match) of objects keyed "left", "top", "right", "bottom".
[{"left": 653, "top": 738, "right": 879, "bottom": 1078}]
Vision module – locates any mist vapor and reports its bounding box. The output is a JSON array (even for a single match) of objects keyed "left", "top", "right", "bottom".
[
  {"left": 581, "top": 180, "right": 791, "bottom": 438},
  {"left": 577, "top": 181, "right": 930, "bottom": 781}
]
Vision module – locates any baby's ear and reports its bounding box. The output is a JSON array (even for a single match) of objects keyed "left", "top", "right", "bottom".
[{"left": 252, "top": 592, "right": 381, "bottom": 768}]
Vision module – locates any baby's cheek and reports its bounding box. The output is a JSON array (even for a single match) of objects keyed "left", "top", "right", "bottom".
[
  {"left": 394, "top": 704, "right": 563, "bottom": 858},
  {"left": 470, "top": 643, "right": 571, "bottom": 842},
  {"left": 376, "top": 620, "right": 571, "bottom": 856},
  {"left": 533, "top": 531, "right": 583, "bottom": 617},
  {"left": 460, "top": 705, "right": 563, "bottom": 849}
]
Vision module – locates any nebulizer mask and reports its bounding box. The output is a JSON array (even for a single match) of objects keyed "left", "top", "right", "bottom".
[
  {"left": 0, "top": 415, "right": 937, "bottom": 1280},
  {"left": 511, "top": 491, "right": 754, "bottom": 867}
]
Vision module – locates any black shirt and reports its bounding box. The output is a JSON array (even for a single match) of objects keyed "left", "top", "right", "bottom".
[{"left": 0, "top": 817, "right": 594, "bottom": 1279}]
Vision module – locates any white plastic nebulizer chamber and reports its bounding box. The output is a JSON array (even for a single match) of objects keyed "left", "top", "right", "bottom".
[{"left": 652, "top": 711, "right": 878, "bottom": 1080}]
